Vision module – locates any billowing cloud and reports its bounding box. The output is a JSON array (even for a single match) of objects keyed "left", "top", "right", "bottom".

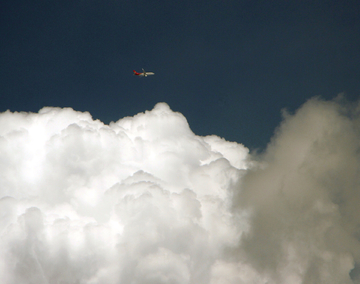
[
  {"left": 234, "top": 97, "right": 360, "bottom": 283},
  {"left": 0, "top": 103, "right": 248, "bottom": 284},
  {"left": 0, "top": 99, "right": 359, "bottom": 283}
]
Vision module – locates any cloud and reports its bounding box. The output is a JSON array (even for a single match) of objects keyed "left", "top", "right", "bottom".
[
  {"left": 0, "top": 98, "right": 359, "bottom": 283},
  {"left": 0, "top": 103, "right": 248, "bottom": 284},
  {"left": 234, "top": 97, "right": 360, "bottom": 283}
]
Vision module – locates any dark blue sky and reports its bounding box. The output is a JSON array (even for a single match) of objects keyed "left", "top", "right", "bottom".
[{"left": 1, "top": 0, "right": 360, "bottom": 149}]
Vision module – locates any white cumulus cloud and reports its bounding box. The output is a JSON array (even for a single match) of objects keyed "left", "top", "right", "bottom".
[{"left": 0, "top": 98, "right": 359, "bottom": 284}]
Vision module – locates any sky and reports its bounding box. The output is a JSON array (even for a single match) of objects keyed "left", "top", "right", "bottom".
[
  {"left": 1, "top": 1, "right": 360, "bottom": 283},
  {"left": 1, "top": 0, "right": 360, "bottom": 149}
]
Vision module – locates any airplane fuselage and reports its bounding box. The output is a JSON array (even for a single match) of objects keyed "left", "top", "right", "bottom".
[{"left": 133, "top": 69, "right": 155, "bottom": 77}]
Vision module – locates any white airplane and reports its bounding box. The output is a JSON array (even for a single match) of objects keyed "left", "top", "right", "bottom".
[{"left": 133, "top": 68, "right": 155, "bottom": 77}]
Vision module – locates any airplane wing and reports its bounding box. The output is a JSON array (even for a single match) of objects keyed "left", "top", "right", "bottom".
[{"left": 142, "top": 69, "right": 154, "bottom": 75}]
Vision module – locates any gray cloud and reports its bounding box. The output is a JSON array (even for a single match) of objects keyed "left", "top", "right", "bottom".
[{"left": 234, "top": 97, "right": 360, "bottom": 283}]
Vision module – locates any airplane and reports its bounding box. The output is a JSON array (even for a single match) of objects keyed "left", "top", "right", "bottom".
[{"left": 133, "top": 68, "right": 155, "bottom": 77}]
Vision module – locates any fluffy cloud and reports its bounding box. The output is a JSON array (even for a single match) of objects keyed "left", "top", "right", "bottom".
[
  {"left": 0, "top": 99, "right": 359, "bottom": 283},
  {"left": 0, "top": 103, "right": 248, "bottom": 284}
]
